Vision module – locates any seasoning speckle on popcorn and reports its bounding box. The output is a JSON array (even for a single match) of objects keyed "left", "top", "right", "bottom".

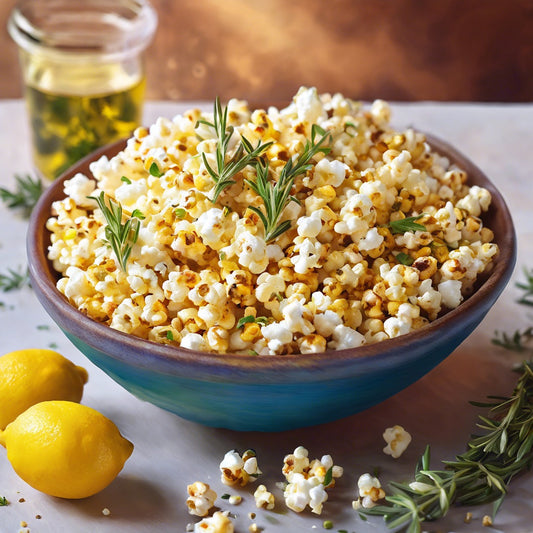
[{"left": 47, "top": 87, "right": 498, "bottom": 355}]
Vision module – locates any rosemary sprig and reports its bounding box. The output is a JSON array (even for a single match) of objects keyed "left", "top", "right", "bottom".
[
  {"left": 197, "top": 98, "right": 272, "bottom": 203},
  {"left": 361, "top": 359, "right": 533, "bottom": 532},
  {"left": 246, "top": 124, "right": 331, "bottom": 242},
  {"left": 388, "top": 214, "right": 427, "bottom": 234},
  {"left": 88, "top": 192, "right": 142, "bottom": 272},
  {"left": 0, "top": 266, "right": 30, "bottom": 292},
  {"left": 492, "top": 267, "right": 533, "bottom": 352},
  {"left": 0, "top": 173, "right": 44, "bottom": 217}
]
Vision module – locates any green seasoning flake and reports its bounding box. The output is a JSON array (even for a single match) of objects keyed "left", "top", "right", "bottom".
[
  {"left": 323, "top": 466, "right": 333, "bottom": 486},
  {"left": 0, "top": 496, "right": 8, "bottom": 506},
  {"left": 131, "top": 209, "right": 146, "bottom": 220},
  {"left": 174, "top": 208, "right": 187, "bottom": 219},
  {"left": 121, "top": 176, "right": 132, "bottom": 184},
  {"left": 166, "top": 330, "right": 174, "bottom": 341},
  {"left": 149, "top": 162, "right": 163, "bottom": 177},
  {"left": 221, "top": 493, "right": 231, "bottom": 500},
  {"left": 237, "top": 315, "right": 268, "bottom": 329},
  {"left": 396, "top": 252, "right": 414, "bottom": 266}
]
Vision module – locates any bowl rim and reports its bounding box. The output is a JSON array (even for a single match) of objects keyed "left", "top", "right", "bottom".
[{"left": 27, "top": 133, "right": 517, "bottom": 373}]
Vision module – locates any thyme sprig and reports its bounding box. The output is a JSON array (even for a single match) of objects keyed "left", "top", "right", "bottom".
[
  {"left": 361, "top": 360, "right": 533, "bottom": 532},
  {"left": 0, "top": 173, "right": 44, "bottom": 217},
  {"left": 88, "top": 191, "right": 142, "bottom": 272},
  {"left": 246, "top": 124, "right": 331, "bottom": 242},
  {"left": 197, "top": 98, "right": 272, "bottom": 203},
  {"left": 0, "top": 266, "right": 30, "bottom": 292}
]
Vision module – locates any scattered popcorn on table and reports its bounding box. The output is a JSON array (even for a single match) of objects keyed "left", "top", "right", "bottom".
[
  {"left": 186, "top": 482, "right": 217, "bottom": 517},
  {"left": 47, "top": 87, "right": 499, "bottom": 355},
  {"left": 282, "top": 446, "right": 343, "bottom": 514},
  {"left": 193, "top": 510, "right": 234, "bottom": 533},
  {"left": 383, "top": 425, "right": 412, "bottom": 458},
  {"left": 220, "top": 449, "right": 262, "bottom": 487},
  {"left": 352, "top": 473, "right": 386, "bottom": 509},
  {"left": 253, "top": 484, "right": 275, "bottom": 510}
]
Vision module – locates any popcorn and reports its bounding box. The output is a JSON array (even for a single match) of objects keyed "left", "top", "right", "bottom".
[
  {"left": 383, "top": 425, "right": 412, "bottom": 458},
  {"left": 282, "top": 446, "right": 343, "bottom": 515},
  {"left": 193, "top": 511, "right": 234, "bottom": 533},
  {"left": 220, "top": 449, "right": 262, "bottom": 487},
  {"left": 352, "top": 473, "right": 386, "bottom": 509},
  {"left": 48, "top": 87, "right": 498, "bottom": 356},
  {"left": 186, "top": 482, "right": 217, "bottom": 517},
  {"left": 253, "top": 484, "right": 275, "bottom": 510}
]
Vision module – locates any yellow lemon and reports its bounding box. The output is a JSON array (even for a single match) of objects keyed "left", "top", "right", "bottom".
[
  {"left": 0, "top": 348, "right": 88, "bottom": 430},
  {"left": 0, "top": 400, "right": 133, "bottom": 499}
]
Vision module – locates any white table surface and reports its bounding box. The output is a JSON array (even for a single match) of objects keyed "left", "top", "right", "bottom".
[{"left": 1, "top": 99, "right": 532, "bottom": 533}]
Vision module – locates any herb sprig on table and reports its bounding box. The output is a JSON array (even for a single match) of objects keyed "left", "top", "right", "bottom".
[
  {"left": 361, "top": 269, "right": 533, "bottom": 532},
  {"left": 0, "top": 266, "right": 30, "bottom": 292},
  {"left": 0, "top": 173, "right": 44, "bottom": 217}
]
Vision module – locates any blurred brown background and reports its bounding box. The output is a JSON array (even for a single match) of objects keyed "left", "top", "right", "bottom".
[{"left": 1, "top": 0, "right": 532, "bottom": 104}]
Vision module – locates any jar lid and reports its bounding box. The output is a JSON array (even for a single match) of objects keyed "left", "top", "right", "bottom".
[{"left": 8, "top": 0, "right": 158, "bottom": 62}]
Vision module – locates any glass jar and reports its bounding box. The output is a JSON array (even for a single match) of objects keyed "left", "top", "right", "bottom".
[{"left": 8, "top": 0, "right": 158, "bottom": 180}]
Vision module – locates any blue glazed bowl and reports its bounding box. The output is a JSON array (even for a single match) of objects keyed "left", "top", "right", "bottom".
[{"left": 27, "top": 135, "right": 516, "bottom": 431}]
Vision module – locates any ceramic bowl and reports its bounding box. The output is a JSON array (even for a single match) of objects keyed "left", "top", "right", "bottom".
[{"left": 27, "top": 135, "right": 516, "bottom": 431}]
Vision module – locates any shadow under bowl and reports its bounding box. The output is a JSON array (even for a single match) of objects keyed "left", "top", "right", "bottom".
[{"left": 27, "top": 135, "right": 516, "bottom": 431}]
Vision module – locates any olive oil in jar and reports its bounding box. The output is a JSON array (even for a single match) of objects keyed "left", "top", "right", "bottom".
[
  {"left": 8, "top": 0, "right": 157, "bottom": 180},
  {"left": 25, "top": 79, "right": 145, "bottom": 180}
]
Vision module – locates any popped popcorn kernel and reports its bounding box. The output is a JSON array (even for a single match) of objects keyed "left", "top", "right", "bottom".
[
  {"left": 383, "top": 425, "right": 412, "bottom": 458},
  {"left": 186, "top": 481, "right": 217, "bottom": 517},
  {"left": 353, "top": 473, "right": 386, "bottom": 509},
  {"left": 194, "top": 510, "right": 234, "bottom": 533}
]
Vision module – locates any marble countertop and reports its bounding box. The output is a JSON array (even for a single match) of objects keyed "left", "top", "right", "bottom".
[{"left": 1, "top": 99, "right": 532, "bottom": 533}]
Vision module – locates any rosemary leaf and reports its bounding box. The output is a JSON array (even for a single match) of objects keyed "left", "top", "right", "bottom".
[
  {"left": 0, "top": 173, "right": 44, "bottom": 217},
  {"left": 88, "top": 192, "right": 141, "bottom": 272},
  {"left": 197, "top": 97, "right": 272, "bottom": 202},
  {"left": 246, "top": 123, "right": 331, "bottom": 242},
  {"left": 0, "top": 266, "right": 30, "bottom": 292}
]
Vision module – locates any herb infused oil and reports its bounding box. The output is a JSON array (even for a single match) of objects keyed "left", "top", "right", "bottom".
[
  {"left": 8, "top": 0, "right": 157, "bottom": 180},
  {"left": 23, "top": 59, "right": 145, "bottom": 180}
]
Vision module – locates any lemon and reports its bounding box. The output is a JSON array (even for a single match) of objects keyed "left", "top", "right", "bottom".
[
  {"left": 0, "top": 348, "right": 88, "bottom": 430},
  {"left": 0, "top": 400, "right": 133, "bottom": 499}
]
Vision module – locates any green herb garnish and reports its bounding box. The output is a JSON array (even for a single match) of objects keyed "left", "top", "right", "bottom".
[
  {"left": 121, "top": 176, "right": 132, "bottom": 184},
  {"left": 0, "top": 173, "right": 44, "bottom": 217},
  {"left": 88, "top": 191, "right": 141, "bottom": 272},
  {"left": 396, "top": 252, "right": 414, "bottom": 266},
  {"left": 0, "top": 496, "right": 8, "bottom": 506},
  {"left": 221, "top": 493, "right": 231, "bottom": 500},
  {"left": 237, "top": 315, "right": 268, "bottom": 329},
  {"left": 166, "top": 330, "right": 174, "bottom": 341},
  {"left": 388, "top": 215, "right": 426, "bottom": 235},
  {"left": 174, "top": 208, "right": 187, "bottom": 219},
  {"left": 323, "top": 465, "right": 333, "bottom": 487},
  {"left": 197, "top": 97, "right": 273, "bottom": 203},
  {"left": 0, "top": 266, "right": 30, "bottom": 292},
  {"left": 246, "top": 124, "right": 330, "bottom": 242},
  {"left": 149, "top": 162, "right": 162, "bottom": 177},
  {"left": 493, "top": 268, "right": 533, "bottom": 352}
]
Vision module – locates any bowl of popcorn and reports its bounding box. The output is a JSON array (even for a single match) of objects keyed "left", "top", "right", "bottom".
[{"left": 27, "top": 87, "right": 516, "bottom": 431}]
